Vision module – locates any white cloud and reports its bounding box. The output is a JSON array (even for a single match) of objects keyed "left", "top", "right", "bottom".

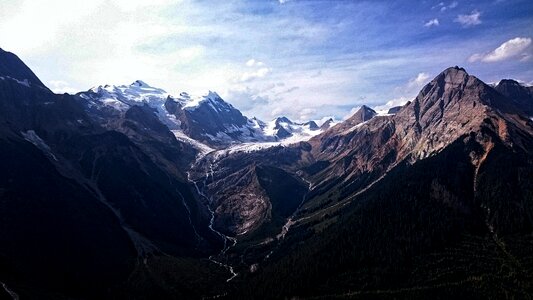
[
  {"left": 373, "top": 97, "right": 410, "bottom": 114},
  {"left": 224, "top": 86, "right": 270, "bottom": 113},
  {"left": 239, "top": 67, "right": 272, "bottom": 82},
  {"left": 432, "top": 2, "right": 445, "bottom": 10},
  {"left": 469, "top": 37, "right": 532, "bottom": 62},
  {"left": 433, "top": 1, "right": 458, "bottom": 11},
  {"left": 314, "top": 115, "right": 337, "bottom": 127},
  {"left": 48, "top": 80, "right": 78, "bottom": 94},
  {"left": 440, "top": 1, "right": 458, "bottom": 11},
  {"left": 279, "top": 0, "right": 290, "bottom": 3},
  {"left": 246, "top": 59, "right": 265, "bottom": 67},
  {"left": 373, "top": 72, "right": 431, "bottom": 113},
  {"left": 174, "top": 46, "right": 205, "bottom": 61},
  {"left": 408, "top": 72, "right": 431, "bottom": 87},
  {"left": 424, "top": 19, "right": 440, "bottom": 27},
  {"left": 454, "top": 10, "right": 482, "bottom": 27}
]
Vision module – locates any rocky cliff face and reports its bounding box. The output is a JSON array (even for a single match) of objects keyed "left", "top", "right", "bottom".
[
  {"left": 189, "top": 144, "right": 308, "bottom": 236},
  {"left": 164, "top": 92, "right": 266, "bottom": 147},
  {"left": 227, "top": 67, "right": 533, "bottom": 299},
  {"left": 304, "top": 67, "right": 532, "bottom": 194}
]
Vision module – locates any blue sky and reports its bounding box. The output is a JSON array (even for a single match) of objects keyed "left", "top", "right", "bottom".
[{"left": 0, "top": 0, "right": 532, "bottom": 122}]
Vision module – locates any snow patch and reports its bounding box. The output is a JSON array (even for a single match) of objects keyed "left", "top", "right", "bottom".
[
  {"left": 342, "top": 120, "right": 369, "bottom": 135},
  {"left": 21, "top": 130, "right": 58, "bottom": 161},
  {"left": 0, "top": 76, "right": 31, "bottom": 87},
  {"left": 171, "top": 130, "right": 214, "bottom": 158}
]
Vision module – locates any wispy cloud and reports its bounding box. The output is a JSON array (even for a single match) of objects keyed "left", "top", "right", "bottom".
[
  {"left": 239, "top": 67, "right": 272, "bottom": 82},
  {"left": 424, "top": 18, "right": 440, "bottom": 27},
  {"left": 48, "top": 80, "right": 78, "bottom": 94},
  {"left": 441, "top": 1, "right": 458, "bottom": 11},
  {"left": 454, "top": 10, "right": 482, "bottom": 27},
  {"left": 246, "top": 59, "right": 265, "bottom": 67},
  {"left": 469, "top": 37, "right": 532, "bottom": 62},
  {"left": 432, "top": 1, "right": 458, "bottom": 12},
  {"left": 374, "top": 72, "right": 432, "bottom": 113},
  {"left": 408, "top": 72, "right": 431, "bottom": 87}
]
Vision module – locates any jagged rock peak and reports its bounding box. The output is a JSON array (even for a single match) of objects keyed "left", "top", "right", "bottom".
[
  {"left": 305, "top": 120, "right": 319, "bottom": 130},
  {"left": 319, "top": 118, "right": 335, "bottom": 130},
  {"left": 414, "top": 66, "right": 486, "bottom": 106},
  {"left": 387, "top": 105, "right": 403, "bottom": 114},
  {"left": 440, "top": 66, "right": 470, "bottom": 85},
  {"left": 275, "top": 116, "right": 293, "bottom": 124},
  {"left": 348, "top": 105, "right": 377, "bottom": 124},
  {"left": 131, "top": 80, "right": 150, "bottom": 87}
]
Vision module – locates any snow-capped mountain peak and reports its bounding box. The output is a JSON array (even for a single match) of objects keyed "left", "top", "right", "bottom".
[
  {"left": 80, "top": 81, "right": 173, "bottom": 128},
  {"left": 264, "top": 116, "right": 322, "bottom": 139},
  {"left": 180, "top": 90, "right": 231, "bottom": 111},
  {"left": 79, "top": 82, "right": 325, "bottom": 149},
  {"left": 87, "top": 80, "right": 168, "bottom": 106},
  {"left": 131, "top": 79, "right": 149, "bottom": 87}
]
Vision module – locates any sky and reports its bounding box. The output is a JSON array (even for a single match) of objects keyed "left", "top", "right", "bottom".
[{"left": 0, "top": 0, "right": 532, "bottom": 122}]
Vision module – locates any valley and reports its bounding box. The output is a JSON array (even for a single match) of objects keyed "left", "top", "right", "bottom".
[{"left": 0, "top": 48, "right": 532, "bottom": 299}]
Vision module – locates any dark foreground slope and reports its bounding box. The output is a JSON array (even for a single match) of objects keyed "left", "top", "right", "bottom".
[{"left": 0, "top": 49, "right": 229, "bottom": 299}]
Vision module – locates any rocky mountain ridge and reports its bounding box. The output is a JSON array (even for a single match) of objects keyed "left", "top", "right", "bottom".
[
  {"left": 78, "top": 81, "right": 326, "bottom": 149},
  {"left": 1, "top": 48, "right": 532, "bottom": 299}
]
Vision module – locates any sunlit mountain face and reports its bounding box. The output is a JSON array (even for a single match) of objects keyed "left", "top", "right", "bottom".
[{"left": 0, "top": 1, "right": 532, "bottom": 299}]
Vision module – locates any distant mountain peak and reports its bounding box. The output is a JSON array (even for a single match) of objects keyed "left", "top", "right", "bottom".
[
  {"left": 498, "top": 79, "right": 521, "bottom": 85},
  {"left": 347, "top": 105, "right": 377, "bottom": 124},
  {"left": 304, "top": 120, "right": 319, "bottom": 130},
  {"left": 387, "top": 105, "right": 403, "bottom": 114},
  {"left": 275, "top": 116, "right": 293, "bottom": 124},
  {"left": 206, "top": 90, "right": 221, "bottom": 99},
  {"left": 131, "top": 80, "right": 150, "bottom": 87},
  {"left": 494, "top": 77, "right": 533, "bottom": 116}
]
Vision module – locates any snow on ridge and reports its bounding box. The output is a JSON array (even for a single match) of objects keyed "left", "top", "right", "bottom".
[
  {"left": 181, "top": 91, "right": 229, "bottom": 111},
  {"left": 263, "top": 117, "right": 322, "bottom": 139},
  {"left": 211, "top": 127, "right": 323, "bottom": 160},
  {"left": 90, "top": 80, "right": 168, "bottom": 105},
  {"left": 0, "top": 76, "right": 31, "bottom": 87},
  {"left": 21, "top": 130, "right": 58, "bottom": 161},
  {"left": 171, "top": 130, "right": 214, "bottom": 158},
  {"left": 342, "top": 120, "right": 369, "bottom": 135},
  {"left": 80, "top": 81, "right": 326, "bottom": 154}
]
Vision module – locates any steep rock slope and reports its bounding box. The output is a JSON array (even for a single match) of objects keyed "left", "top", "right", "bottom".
[
  {"left": 164, "top": 91, "right": 273, "bottom": 147},
  {"left": 304, "top": 67, "right": 532, "bottom": 203},
  {"left": 231, "top": 67, "right": 533, "bottom": 299}
]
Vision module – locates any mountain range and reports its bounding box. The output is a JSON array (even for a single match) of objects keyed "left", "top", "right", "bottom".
[
  {"left": 77, "top": 80, "right": 325, "bottom": 151},
  {"left": 0, "top": 48, "right": 532, "bottom": 299}
]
